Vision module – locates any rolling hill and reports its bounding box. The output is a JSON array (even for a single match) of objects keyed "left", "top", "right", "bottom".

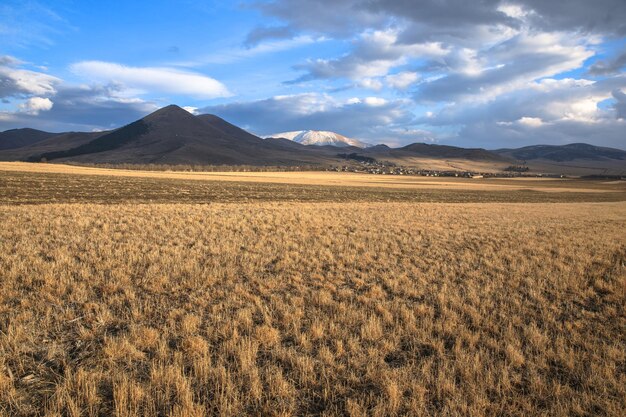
[
  {"left": 0, "top": 128, "right": 57, "bottom": 150},
  {"left": 495, "top": 143, "right": 626, "bottom": 176},
  {"left": 496, "top": 143, "right": 626, "bottom": 162}
]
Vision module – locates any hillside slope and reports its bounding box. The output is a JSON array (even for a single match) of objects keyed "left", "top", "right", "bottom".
[{"left": 0, "top": 128, "right": 56, "bottom": 150}]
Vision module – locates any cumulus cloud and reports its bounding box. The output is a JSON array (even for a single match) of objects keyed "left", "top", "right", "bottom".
[
  {"left": 0, "top": 57, "right": 226, "bottom": 132},
  {"left": 519, "top": 0, "right": 626, "bottom": 36},
  {"left": 415, "top": 32, "right": 594, "bottom": 102},
  {"left": 253, "top": 0, "right": 626, "bottom": 39},
  {"left": 357, "top": 78, "right": 383, "bottom": 90},
  {"left": 70, "top": 61, "right": 231, "bottom": 99},
  {"left": 290, "top": 30, "right": 446, "bottom": 82},
  {"left": 0, "top": 82, "right": 160, "bottom": 132},
  {"left": 515, "top": 116, "right": 544, "bottom": 127},
  {"left": 18, "top": 97, "right": 53, "bottom": 115},
  {"left": 368, "top": 0, "right": 519, "bottom": 44},
  {"left": 252, "top": 1, "right": 623, "bottom": 93},
  {"left": 458, "top": 118, "right": 626, "bottom": 150},
  {"left": 0, "top": 55, "right": 61, "bottom": 98},
  {"left": 385, "top": 71, "right": 420, "bottom": 89},
  {"left": 422, "top": 76, "right": 626, "bottom": 148},
  {"left": 37, "top": 85, "right": 158, "bottom": 131},
  {"left": 428, "top": 77, "right": 624, "bottom": 125},
  {"left": 199, "top": 93, "right": 417, "bottom": 144}
]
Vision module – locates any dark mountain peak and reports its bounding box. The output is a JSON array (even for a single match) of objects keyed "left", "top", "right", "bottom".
[
  {"left": 142, "top": 104, "right": 196, "bottom": 125},
  {"left": 154, "top": 104, "right": 187, "bottom": 114}
]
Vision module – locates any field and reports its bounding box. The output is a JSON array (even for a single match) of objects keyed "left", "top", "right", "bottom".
[{"left": 1, "top": 163, "right": 625, "bottom": 416}]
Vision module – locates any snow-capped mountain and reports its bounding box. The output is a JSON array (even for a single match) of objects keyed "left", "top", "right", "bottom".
[{"left": 265, "top": 130, "right": 371, "bottom": 148}]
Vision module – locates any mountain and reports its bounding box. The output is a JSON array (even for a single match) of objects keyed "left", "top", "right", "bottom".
[
  {"left": 265, "top": 130, "right": 371, "bottom": 148},
  {"left": 197, "top": 114, "right": 261, "bottom": 143},
  {"left": 496, "top": 143, "right": 626, "bottom": 162},
  {"left": 0, "top": 128, "right": 56, "bottom": 150},
  {"left": 1, "top": 105, "right": 623, "bottom": 175},
  {"left": 0, "top": 105, "right": 339, "bottom": 166}
]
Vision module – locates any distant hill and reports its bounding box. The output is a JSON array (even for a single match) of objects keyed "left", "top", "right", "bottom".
[
  {"left": 388, "top": 143, "right": 511, "bottom": 162},
  {"left": 266, "top": 130, "right": 371, "bottom": 148},
  {"left": 0, "top": 128, "right": 56, "bottom": 150},
  {"left": 496, "top": 143, "right": 626, "bottom": 162}
]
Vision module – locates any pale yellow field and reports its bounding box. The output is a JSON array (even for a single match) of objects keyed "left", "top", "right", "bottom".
[
  {"left": 1, "top": 163, "right": 625, "bottom": 416},
  {"left": 1, "top": 201, "right": 625, "bottom": 416},
  {"left": 1, "top": 161, "right": 622, "bottom": 193}
]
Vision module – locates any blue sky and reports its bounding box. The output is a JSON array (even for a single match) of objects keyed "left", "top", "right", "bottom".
[{"left": 1, "top": 0, "right": 625, "bottom": 149}]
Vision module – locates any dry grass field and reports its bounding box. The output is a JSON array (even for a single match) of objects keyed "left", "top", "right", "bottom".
[
  {"left": 0, "top": 162, "right": 623, "bottom": 193},
  {"left": 1, "top": 162, "right": 625, "bottom": 205},
  {"left": 1, "top": 163, "right": 625, "bottom": 416}
]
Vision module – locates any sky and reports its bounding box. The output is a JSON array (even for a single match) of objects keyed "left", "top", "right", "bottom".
[{"left": 1, "top": 0, "right": 625, "bottom": 149}]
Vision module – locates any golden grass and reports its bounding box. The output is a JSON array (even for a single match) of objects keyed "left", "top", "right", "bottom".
[
  {"left": 1, "top": 202, "right": 625, "bottom": 416},
  {"left": 2, "top": 169, "right": 626, "bottom": 206},
  {"left": 2, "top": 161, "right": 624, "bottom": 193}
]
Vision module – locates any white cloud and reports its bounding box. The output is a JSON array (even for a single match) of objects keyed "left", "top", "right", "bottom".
[
  {"left": 517, "top": 116, "right": 543, "bottom": 127},
  {"left": 0, "top": 56, "right": 61, "bottom": 97},
  {"left": 358, "top": 78, "right": 383, "bottom": 90},
  {"left": 18, "top": 97, "right": 53, "bottom": 115},
  {"left": 182, "top": 106, "right": 199, "bottom": 115},
  {"left": 385, "top": 71, "right": 420, "bottom": 89},
  {"left": 292, "top": 30, "right": 446, "bottom": 82},
  {"left": 423, "top": 75, "right": 626, "bottom": 148},
  {"left": 70, "top": 61, "right": 231, "bottom": 99},
  {"left": 527, "top": 78, "right": 609, "bottom": 123},
  {"left": 363, "top": 97, "right": 387, "bottom": 106},
  {"left": 0, "top": 81, "right": 160, "bottom": 132},
  {"left": 416, "top": 32, "right": 595, "bottom": 103},
  {"left": 253, "top": 0, "right": 626, "bottom": 39}
]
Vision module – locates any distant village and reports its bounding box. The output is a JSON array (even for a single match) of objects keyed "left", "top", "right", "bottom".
[{"left": 330, "top": 154, "right": 566, "bottom": 178}]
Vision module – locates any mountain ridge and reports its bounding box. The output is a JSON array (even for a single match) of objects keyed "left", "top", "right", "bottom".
[
  {"left": 1, "top": 104, "right": 624, "bottom": 175},
  {"left": 0, "top": 128, "right": 57, "bottom": 150},
  {"left": 495, "top": 143, "right": 626, "bottom": 162}
]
